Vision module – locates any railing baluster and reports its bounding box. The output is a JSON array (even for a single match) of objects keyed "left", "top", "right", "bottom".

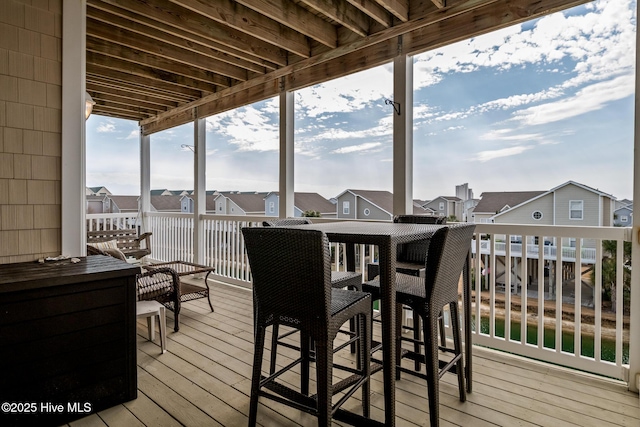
[{"left": 574, "top": 238, "right": 582, "bottom": 358}]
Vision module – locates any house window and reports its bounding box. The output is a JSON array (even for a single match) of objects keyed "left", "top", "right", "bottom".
[
  {"left": 439, "top": 202, "right": 445, "bottom": 211},
  {"left": 343, "top": 201, "right": 350, "bottom": 214},
  {"left": 269, "top": 201, "right": 275, "bottom": 213},
  {"left": 569, "top": 200, "right": 583, "bottom": 220},
  {"left": 621, "top": 215, "right": 628, "bottom": 223},
  {"left": 363, "top": 208, "right": 370, "bottom": 216},
  {"left": 532, "top": 211, "right": 543, "bottom": 220}
]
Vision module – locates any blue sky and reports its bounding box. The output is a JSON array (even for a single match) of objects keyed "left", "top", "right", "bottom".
[{"left": 87, "top": 0, "right": 636, "bottom": 201}]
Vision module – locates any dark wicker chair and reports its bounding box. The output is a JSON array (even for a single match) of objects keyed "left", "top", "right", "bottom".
[
  {"left": 263, "top": 218, "right": 363, "bottom": 365},
  {"left": 242, "top": 227, "right": 372, "bottom": 426},
  {"left": 366, "top": 215, "right": 446, "bottom": 280},
  {"left": 362, "top": 223, "right": 475, "bottom": 427},
  {"left": 136, "top": 267, "right": 181, "bottom": 332}
]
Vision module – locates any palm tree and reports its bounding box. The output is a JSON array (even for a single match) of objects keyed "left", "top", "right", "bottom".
[{"left": 596, "top": 240, "right": 631, "bottom": 313}]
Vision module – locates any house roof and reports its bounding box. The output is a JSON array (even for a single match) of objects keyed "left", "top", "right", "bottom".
[
  {"left": 109, "top": 195, "right": 140, "bottom": 211},
  {"left": 221, "top": 192, "right": 268, "bottom": 213},
  {"left": 474, "top": 191, "right": 546, "bottom": 214},
  {"left": 150, "top": 195, "right": 183, "bottom": 211},
  {"left": 84, "top": 0, "right": 584, "bottom": 130}
]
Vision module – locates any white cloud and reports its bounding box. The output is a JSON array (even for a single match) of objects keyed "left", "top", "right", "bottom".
[
  {"left": 474, "top": 146, "right": 534, "bottom": 162},
  {"left": 331, "top": 142, "right": 383, "bottom": 154},
  {"left": 125, "top": 129, "right": 139, "bottom": 140},
  {"left": 296, "top": 65, "right": 393, "bottom": 117},
  {"left": 511, "top": 74, "right": 634, "bottom": 126},
  {"left": 97, "top": 121, "right": 116, "bottom": 133},
  {"left": 207, "top": 105, "right": 279, "bottom": 152}
]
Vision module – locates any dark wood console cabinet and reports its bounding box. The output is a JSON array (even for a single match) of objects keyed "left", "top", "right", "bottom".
[{"left": 0, "top": 256, "right": 139, "bottom": 426}]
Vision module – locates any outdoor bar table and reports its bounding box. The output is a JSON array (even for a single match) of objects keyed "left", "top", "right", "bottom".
[{"left": 289, "top": 221, "right": 472, "bottom": 426}]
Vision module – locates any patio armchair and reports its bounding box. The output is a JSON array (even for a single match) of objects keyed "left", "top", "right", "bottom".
[
  {"left": 262, "top": 218, "right": 363, "bottom": 366},
  {"left": 242, "top": 227, "right": 372, "bottom": 426},
  {"left": 362, "top": 223, "right": 475, "bottom": 427}
]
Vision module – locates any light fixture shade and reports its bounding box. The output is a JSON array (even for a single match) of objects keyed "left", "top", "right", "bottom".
[{"left": 85, "top": 92, "right": 95, "bottom": 120}]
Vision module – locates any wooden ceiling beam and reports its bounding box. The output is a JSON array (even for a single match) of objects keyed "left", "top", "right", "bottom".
[
  {"left": 89, "top": 92, "right": 168, "bottom": 114},
  {"left": 87, "top": 0, "right": 280, "bottom": 71},
  {"left": 87, "top": 18, "right": 248, "bottom": 83},
  {"left": 87, "top": 4, "right": 269, "bottom": 75},
  {"left": 346, "top": 0, "right": 393, "bottom": 27},
  {"left": 86, "top": 69, "right": 202, "bottom": 101},
  {"left": 299, "top": 0, "right": 371, "bottom": 37},
  {"left": 169, "top": 0, "right": 312, "bottom": 58},
  {"left": 89, "top": 0, "right": 289, "bottom": 67},
  {"left": 86, "top": 50, "right": 220, "bottom": 94},
  {"left": 93, "top": 102, "right": 157, "bottom": 120},
  {"left": 236, "top": 0, "right": 338, "bottom": 47},
  {"left": 86, "top": 83, "right": 180, "bottom": 109},
  {"left": 86, "top": 37, "right": 229, "bottom": 90},
  {"left": 373, "top": 0, "right": 410, "bottom": 21},
  {"left": 87, "top": 74, "right": 198, "bottom": 103}
]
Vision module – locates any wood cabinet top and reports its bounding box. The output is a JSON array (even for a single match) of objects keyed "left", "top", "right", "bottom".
[{"left": 0, "top": 255, "right": 139, "bottom": 293}]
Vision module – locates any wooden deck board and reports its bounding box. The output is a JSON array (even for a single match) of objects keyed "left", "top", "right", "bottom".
[{"left": 64, "top": 280, "right": 639, "bottom": 427}]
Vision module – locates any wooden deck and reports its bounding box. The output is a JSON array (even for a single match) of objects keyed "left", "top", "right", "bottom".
[{"left": 66, "top": 278, "right": 639, "bottom": 427}]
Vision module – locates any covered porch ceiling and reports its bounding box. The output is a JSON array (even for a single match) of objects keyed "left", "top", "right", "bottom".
[{"left": 86, "top": 0, "right": 591, "bottom": 135}]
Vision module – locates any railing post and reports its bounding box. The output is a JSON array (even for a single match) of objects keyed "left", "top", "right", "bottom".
[
  {"left": 630, "top": 0, "right": 640, "bottom": 392},
  {"left": 193, "top": 117, "right": 206, "bottom": 264},
  {"left": 140, "top": 131, "right": 150, "bottom": 234}
]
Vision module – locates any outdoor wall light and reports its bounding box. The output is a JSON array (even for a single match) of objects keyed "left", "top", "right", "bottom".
[{"left": 85, "top": 91, "right": 95, "bottom": 120}]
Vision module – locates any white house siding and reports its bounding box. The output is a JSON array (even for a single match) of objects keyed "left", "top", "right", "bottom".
[
  {"left": 494, "top": 193, "right": 554, "bottom": 225},
  {"left": 554, "top": 185, "right": 601, "bottom": 226}
]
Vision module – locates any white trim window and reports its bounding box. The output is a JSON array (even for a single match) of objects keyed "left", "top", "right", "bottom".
[
  {"left": 621, "top": 215, "right": 629, "bottom": 223},
  {"left": 343, "top": 201, "right": 350, "bottom": 215},
  {"left": 269, "top": 201, "right": 275, "bottom": 213},
  {"left": 363, "top": 208, "right": 370, "bottom": 216},
  {"left": 569, "top": 200, "right": 583, "bottom": 220},
  {"left": 439, "top": 202, "right": 445, "bottom": 211},
  {"left": 532, "top": 211, "right": 543, "bottom": 220}
]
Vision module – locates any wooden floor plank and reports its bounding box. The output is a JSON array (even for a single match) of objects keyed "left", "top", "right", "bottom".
[{"left": 67, "top": 282, "right": 639, "bottom": 427}]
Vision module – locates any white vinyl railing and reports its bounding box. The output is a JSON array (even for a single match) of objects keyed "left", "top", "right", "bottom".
[
  {"left": 86, "top": 212, "right": 140, "bottom": 231},
  {"left": 471, "top": 223, "right": 631, "bottom": 380},
  {"left": 86, "top": 213, "right": 632, "bottom": 380}
]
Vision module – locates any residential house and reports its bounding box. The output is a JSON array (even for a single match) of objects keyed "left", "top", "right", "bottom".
[
  {"left": 264, "top": 192, "right": 336, "bottom": 218},
  {"left": 472, "top": 191, "right": 546, "bottom": 224},
  {"left": 615, "top": 203, "right": 633, "bottom": 227},
  {"left": 488, "top": 181, "right": 616, "bottom": 227},
  {"left": 86, "top": 186, "right": 111, "bottom": 196},
  {"left": 421, "top": 196, "right": 462, "bottom": 220},
  {"left": 335, "top": 189, "right": 425, "bottom": 220},
  {"left": 214, "top": 192, "right": 268, "bottom": 215}
]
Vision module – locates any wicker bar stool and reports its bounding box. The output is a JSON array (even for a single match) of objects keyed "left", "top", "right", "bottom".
[
  {"left": 362, "top": 223, "right": 475, "bottom": 427},
  {"left": 242, "top": 227, "right": 372, "bottom": 427},
  {"left": 263, "top": 218, "right": 363, "bottom": 368}
]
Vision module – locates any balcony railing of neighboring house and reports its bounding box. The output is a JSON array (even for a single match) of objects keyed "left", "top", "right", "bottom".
[{"left": 86, "top": 212, "right": 632, "bottom": 381}]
